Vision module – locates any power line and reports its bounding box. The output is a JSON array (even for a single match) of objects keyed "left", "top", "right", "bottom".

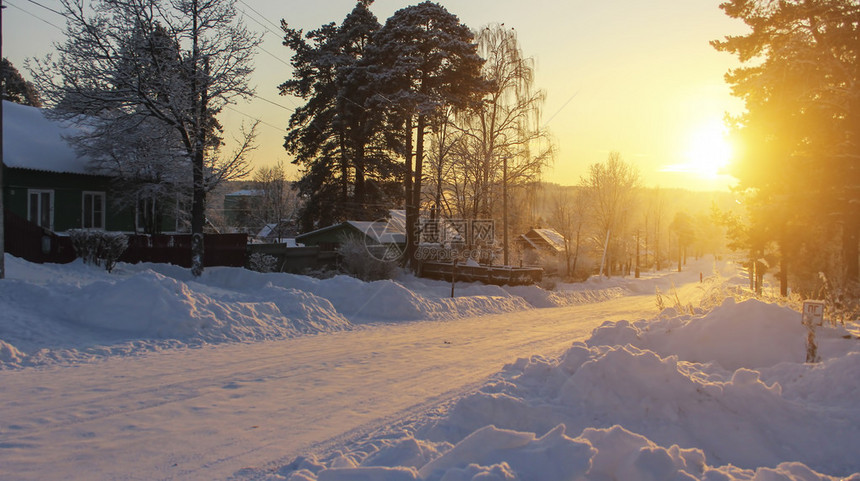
[
  {"left": 253, "top": 93, "right": 295, "bottom": 112},
  {"left": 23, "top": 0, "right": 63, "bottom": 17},
  {"left": 256, "top": 43, "right": 291, "bottom": 68},
  {"left": 237, "top": 7, "right": 281, "bottom": 41},
  {"left": 237, "top": 0, "right": 281, "bottom": 34},
  {"left": 4, "top": 0, "right": 63, "bottom": 31},
  {"left": 225, "top": 105, "right": 283, "bottom": 133}
]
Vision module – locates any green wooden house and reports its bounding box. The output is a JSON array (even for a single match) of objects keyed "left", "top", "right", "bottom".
[{"left": 2, "top": 100, "right": 174, "bottom": 233}]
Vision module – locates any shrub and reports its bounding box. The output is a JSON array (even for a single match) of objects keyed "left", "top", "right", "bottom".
[
  {"left": 68, "top": 229, "right": 128, "bottom": 273},
  {"left": 248, "top": 252, "right": 279, "bottom": 273},
  {"left": 337, "top": 235, "right": 400, "bottom": 281}
]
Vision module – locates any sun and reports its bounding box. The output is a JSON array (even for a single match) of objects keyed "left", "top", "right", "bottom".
[{"left": 682, "top": 121, "right": 732, "bottom": 179}]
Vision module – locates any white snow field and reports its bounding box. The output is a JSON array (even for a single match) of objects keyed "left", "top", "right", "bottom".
[{"left": 0, "top": 254, "right": 858, "bottom": 481}]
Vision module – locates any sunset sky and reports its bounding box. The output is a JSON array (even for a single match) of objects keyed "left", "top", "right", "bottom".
[{"left": 3, "top": 0, "right": 749, "bottom": 191}]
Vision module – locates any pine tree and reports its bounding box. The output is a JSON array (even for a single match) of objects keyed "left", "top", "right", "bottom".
[
  {"left": 281, "top": 1, "right": 400, "bottom": 231},
  {"left": 713, "top": 0, "right": 860, "bottom": 290},
  {"left": 1, "top": 58, "right": 41, "bottom": 107},
  {"left": 363, "top": 1, "right": 486, "bottom": 267}
]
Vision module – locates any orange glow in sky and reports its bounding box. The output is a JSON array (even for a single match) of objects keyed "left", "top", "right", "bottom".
[{"left": 3, "top": 0, "right": 748, "bottom": 191}]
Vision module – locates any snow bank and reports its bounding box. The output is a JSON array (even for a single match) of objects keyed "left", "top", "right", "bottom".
[
  {"left": 71, "top": 270, "right": 351, "bottom": 339},
  {"left": 1, "top": 254, "right": 619, "bottom": 368},
  {"left": 590, "top": 297, "right": 808, "bottom": 370},
  {"left": 273, "top": 294, "right": 860, "bottom": 481}
]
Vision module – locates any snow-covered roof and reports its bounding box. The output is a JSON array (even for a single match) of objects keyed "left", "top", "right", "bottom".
[
  {"left": 533, "top": 228, "right": 566, "bottom": 252},
  {"left": 520, "top": 228, "right": 566, "bottom": 253},
  {"left": 2, "top": 100, "right": 92, "bottom": 175},
  {"left": 388, "top": 209, "right": 469, "bottom": 245},
  {"left": 257, "top": 221, "right": 296, "bottom": 238},
  {"left": 347, "top": 220, "right": 406, "bottom": 244},
  {"left": 387, "top": 209, "right": 406, "bottom": 232}
]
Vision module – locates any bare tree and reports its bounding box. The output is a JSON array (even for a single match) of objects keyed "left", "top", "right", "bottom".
[
  {"left": 29, "top": 0, "right": 260, "bottom": 276},
  {"left": 550, "top": 187, "right": 589, "bottom": 278},
  {"left": 580, "top": 152, "right": 640, "bottom": 277},
  {"left": 449, "top": 25, "right": 552, "bottom": 264},
  {"left": 252, "top": 160, "right": 299, "bottom": 242},
  {"left": 638, "top": 186, "right": 668, "bottom": 271}
]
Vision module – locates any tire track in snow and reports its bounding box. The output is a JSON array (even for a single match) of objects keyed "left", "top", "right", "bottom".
[{"left": 0, "top": 289, "right": 671, "bottom": 480}]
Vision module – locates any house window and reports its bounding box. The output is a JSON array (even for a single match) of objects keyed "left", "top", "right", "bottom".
[
  {"left": 27, "top": 189, "right": 54, "bottom": 230},
  {"left": 82, "top": 191, "right": 106, "bottom": 229},
  {"left": 136, "top": 196, "right": 157, "bottom": 233}
]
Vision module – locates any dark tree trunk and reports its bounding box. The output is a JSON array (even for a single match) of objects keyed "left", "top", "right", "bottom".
[
  {"left": 502, "top": 155, "right": 509, "bottom": 266},
  {"left": 189, "top": 0, "right": 205, "bottom": 278},
  {"left": 406, "top": 114, "right": 426, "bottom": 270},
  {"left": 413, "top": 115, "right": 425, "bottom": 217},
  {"left": 403, "top": 117, "right": 415, "bottom": 268},
  {"left": 191, "top": 148, "right": 206, "bottom": 277},
  {"left": 0, "top": 11, "right": 5, "bottom": 280},
  {"left": 355, "top": 142, "right": 366, "bottom": 217},
  {"left": 844, "top": 211, "right": 859, "bottom": 285},
  {"left": 780, "top": 254, "right": 789, "bottom": 297}
]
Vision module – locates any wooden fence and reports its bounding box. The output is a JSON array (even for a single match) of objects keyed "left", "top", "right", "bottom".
[
  {"left": 120, "top": 233, "right": 248, "bottom": 268},
  {"left": 246, "top": 243, "right": 338, "bottom": 273},
  {"left": 419, "top": 261, "right": 543, "bottom": 286},
  {"left": 3, "top": 209, "right": 247, "bottom": 268},
  {"left": 3, "top": 209, "right": 77, "bottom": 264}
]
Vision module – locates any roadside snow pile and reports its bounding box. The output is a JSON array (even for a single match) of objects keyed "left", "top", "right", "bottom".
[
  {"left": 0, "top": 264, "right": 352, "bottom": 367},
  {"left": 72, "top": 271, "right": 351, "bottom": 338},
  {"left": 273, "top": 297, "right": 860, "bottom": 481},
  {"left": 182, "top": 267, "right": 533, "bottom": 322},
  {"left": 590, "top": 298, "right": 810, "bottom": 370},
  {"left": 1, "top": 254, "right": 615, "bottom": 368}
]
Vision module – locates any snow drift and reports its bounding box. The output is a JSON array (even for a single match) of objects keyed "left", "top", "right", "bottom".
[
  {"left": 272, "top": 297, "right": 860, "bottom": 481},
  {"left": 0, "top": 254, "right": 618, "bottom": 368},
  {"left": 2, "top": 254, "right": 858, "bottom": 480}
]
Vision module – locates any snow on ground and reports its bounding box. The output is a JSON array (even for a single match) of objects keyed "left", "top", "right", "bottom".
[
  {"left": 0, "top": 254, "right": 622, "bottom": 368},
  {"left": 1, "top": 255, "right": 859, "bottom": 481},
  {"left": 240, "top": 269, "right": 860, "bottom": 481}
]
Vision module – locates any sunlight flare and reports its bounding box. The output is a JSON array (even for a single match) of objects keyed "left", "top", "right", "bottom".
[
  {"left": 663, "top": 120, "right": 733, "bottom": 180},
  {"left": 685, "top": 120, "right": 732, "bottom": 178}
]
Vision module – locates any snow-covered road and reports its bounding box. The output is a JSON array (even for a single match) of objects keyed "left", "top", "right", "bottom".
[{"left": 0, "top": 287, "right": 666, "bottom": 481}]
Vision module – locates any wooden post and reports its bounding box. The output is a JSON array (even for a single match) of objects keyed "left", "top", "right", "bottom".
[
  {"left": 450, "top": 258, "right": 458, "bottom": 298},
  {"left": 802, "top": 300, "right": 825, "bottom": 363},
  {"left": 0, "top": 4, "right": 6, "bottom": 280},
  {"left": 635, "top": 229, "right": 640, "bottom": 278}
]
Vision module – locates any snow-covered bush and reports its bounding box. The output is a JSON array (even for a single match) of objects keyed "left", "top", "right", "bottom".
[
  {"left": 68, "top": 229, "right": 128, "bottom": 273},
  {"left": 248, "top": 252, "right": 279, "bottom": 273},
  {"left": 818, "top": 273, "right": 860, "bottom": 325},
  {"left": 337, "top": 235, "right": 400, "bottom": 282}
]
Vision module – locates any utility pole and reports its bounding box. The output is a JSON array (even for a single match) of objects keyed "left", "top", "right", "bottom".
[
  {"left": 1, "top": 2, "right": 7, "bottom": 280},
  {"left": 635, "top": 229, "right": 640, "bottom": 278}
]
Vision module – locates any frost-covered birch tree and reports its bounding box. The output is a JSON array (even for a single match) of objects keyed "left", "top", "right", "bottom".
[
  {"left": 29, "top": 0, "right": 260, "bottom": 276},
  {"left": 250, "top": 160, "right": 299, "bottom": 241},
  {"left": 449, "top": 25, "right": 552, "bottom": 265},
  {"left": 580, "top": 152, "right": 641, "bottom": 278}
]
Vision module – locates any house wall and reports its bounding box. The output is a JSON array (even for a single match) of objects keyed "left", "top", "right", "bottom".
[{"left": 3, "top": 167, "right": 137, "bottom": 232}]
